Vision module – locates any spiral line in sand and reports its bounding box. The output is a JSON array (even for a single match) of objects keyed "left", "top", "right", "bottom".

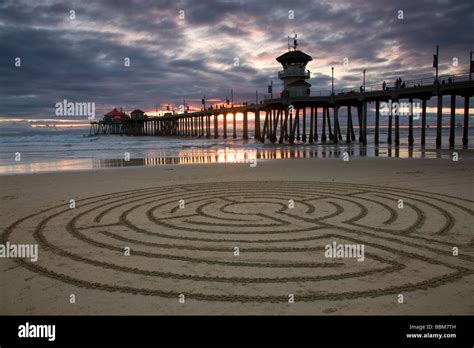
[{"left": 3, "top": 181, "right": 473, "bottom": 302}]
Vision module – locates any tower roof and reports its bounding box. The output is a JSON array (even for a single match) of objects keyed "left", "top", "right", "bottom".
[
  {"left": 276, "top": 50, "right": 312, "bottom": 65},
  {"left": 104, "top": 108, "right": 127, "bottom": 117}
]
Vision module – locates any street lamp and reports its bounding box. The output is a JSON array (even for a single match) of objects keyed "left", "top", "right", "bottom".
[
  {"left": 470, "top": 50, "right": 473, "bottom": 81},
  {"left": 363, "top": 69, "right": 366, "bottom": 92},
  {"left": 331, "top": 67, "right": 334, "bottom": 95},
  {"left": 433, "top": 44, "right": 439, "bottom": 83}
]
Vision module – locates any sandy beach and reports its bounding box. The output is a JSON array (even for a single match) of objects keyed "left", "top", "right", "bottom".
[{"left": 1, "top": 154, "right": 473, "bottom": 315}]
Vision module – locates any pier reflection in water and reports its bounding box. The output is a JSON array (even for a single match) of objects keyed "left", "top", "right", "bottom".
[
  {"left": 90, "top": 144, "right": 449, "bottom": 170},
  {"left": 0, "top": 144, "right": 459, "bottom": 175}
]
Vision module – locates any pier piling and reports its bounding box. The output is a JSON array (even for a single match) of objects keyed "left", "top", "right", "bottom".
[
  {"left": 463, "top": 96, "right": 470, "bottom": 146},
  {"left": 408, "top": 97, "right": 414, "bottom": 146},
  {"left": 449, "top": 95, "right": 456, "bottom": 148},
  {"left": 375, "top": 101, "right": 380, "bottom": 145},
  {"left": 436, "top": 95, "right": 443, "bottom": 148}
]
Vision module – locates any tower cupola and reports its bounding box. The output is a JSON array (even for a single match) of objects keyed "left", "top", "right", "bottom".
[{"left": 276, "top": 34, "right": 312, "bottom": 98}]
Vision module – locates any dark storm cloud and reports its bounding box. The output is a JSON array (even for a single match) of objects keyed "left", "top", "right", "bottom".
[{"left": 0, "top": 0, "right": 472, "bottom": 118}]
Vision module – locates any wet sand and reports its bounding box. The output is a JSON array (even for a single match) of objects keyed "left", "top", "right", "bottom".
[{"left": 1, "top": 155, "right": 473, "bottom": 314}]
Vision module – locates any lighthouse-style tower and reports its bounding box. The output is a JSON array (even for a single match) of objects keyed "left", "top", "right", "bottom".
[{"left": 276, "top": 34, "right": 312, "bottom": 98}]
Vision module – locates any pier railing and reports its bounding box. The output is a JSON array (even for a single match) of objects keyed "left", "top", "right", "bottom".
[
  {"left": 278, "top": 68, "right": 311, "bottom": 79},
  {"left": 331, "top": 73, "right": 471, "bottom": 95},
  {"left": 309, "top": 73, "right": 472, "bottom": 96}
]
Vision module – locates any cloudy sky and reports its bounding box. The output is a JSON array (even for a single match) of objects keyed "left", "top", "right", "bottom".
[{"left": 0, "top": 0, "right": 473, "bottom": 120}]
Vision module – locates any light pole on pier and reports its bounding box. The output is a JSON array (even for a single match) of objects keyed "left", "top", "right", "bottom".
[
  {"left": 363, "top": 69, "right": 366, "bottom": 92},
  {"left": 331, "top": 67, "right": 334, "bottom": 95},
  {"left": 470, "top": 50, "right": 473, "bottom": 81},
  {"left": 434, "top": 44, "right": 439, "bottom": 83}
]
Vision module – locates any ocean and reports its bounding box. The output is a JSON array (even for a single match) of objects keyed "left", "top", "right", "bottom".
[{"left": 0, "top": 111, "right": 472, "bottom": 175}]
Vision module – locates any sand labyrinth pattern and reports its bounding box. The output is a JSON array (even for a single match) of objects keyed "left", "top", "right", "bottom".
[{"left": 3, "top": 181, "right": 474, "bottom": 303}]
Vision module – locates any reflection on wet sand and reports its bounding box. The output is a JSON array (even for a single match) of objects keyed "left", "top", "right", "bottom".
[
  {"left": 0, "top": 144, "right": 460, "bottom": 175},
  {"left": 92, "top": 145, "right": 448, "bottom": 168}
]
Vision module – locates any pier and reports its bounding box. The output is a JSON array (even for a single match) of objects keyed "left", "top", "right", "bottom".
[
  {"left": 90, "top": 74, "right": 473, "bottom": 148},
  {"left": 90, "top": 39, "right": 473, "bottom": 148}
]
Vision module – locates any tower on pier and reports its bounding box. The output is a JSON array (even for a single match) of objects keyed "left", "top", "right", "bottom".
[{"left": 276, "top": 34, "right": 312, "bottom": 98}]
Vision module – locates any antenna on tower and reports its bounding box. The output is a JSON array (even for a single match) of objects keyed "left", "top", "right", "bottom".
[
  {"left": 287, "top": 35, "right": 290, "bottom": 51},
  {"left": 293, "top": 33, "right": 298, "bottom": 51}
]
